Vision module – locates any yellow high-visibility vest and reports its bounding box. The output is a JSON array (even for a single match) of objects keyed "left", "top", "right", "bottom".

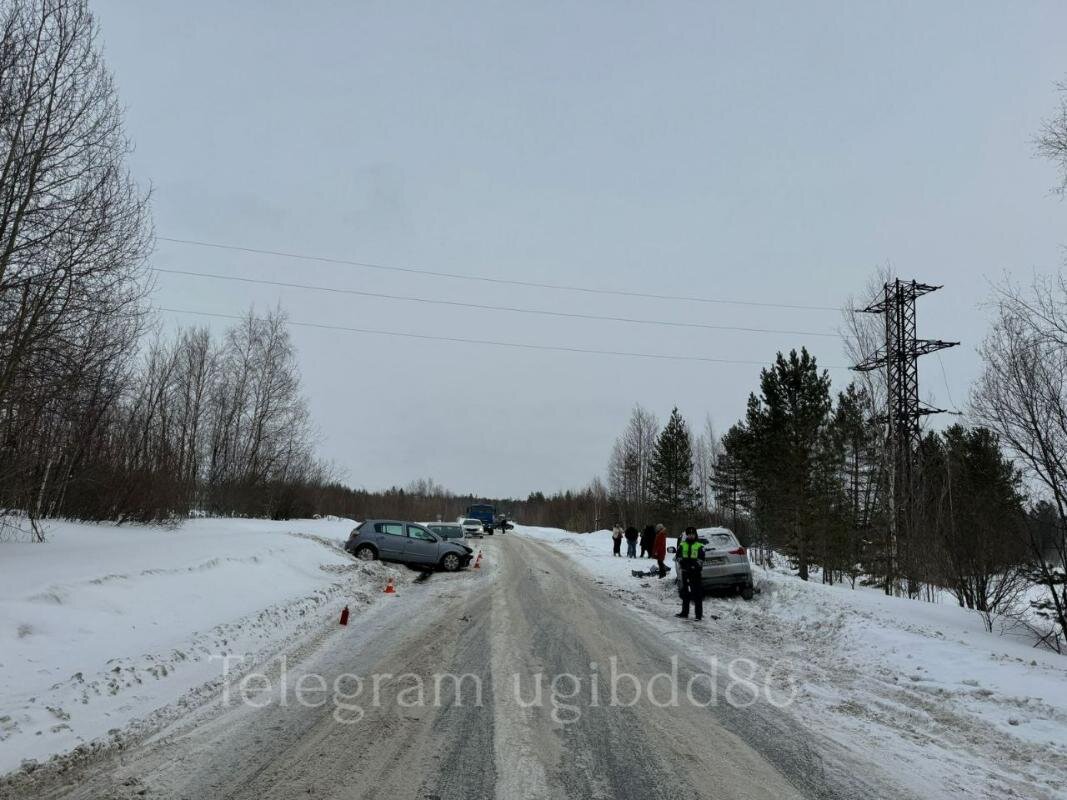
[{"left": 679, "top": 540, "right": 704, "bottom": 559}]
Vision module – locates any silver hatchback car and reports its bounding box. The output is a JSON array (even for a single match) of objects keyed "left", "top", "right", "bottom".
[
  {"left": 345, "top": 520, "right": 474, "bottom": 571},
  {"left": 674, "top": 527, "right": 755, "bottom": 600}
]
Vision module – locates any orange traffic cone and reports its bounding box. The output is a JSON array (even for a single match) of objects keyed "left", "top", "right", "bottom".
[
  {"left": 474, "top": 551, "right": 482, "bottom": 569},
  {"left": 384, "top": 576, "right": 396, "bottom": 594},
  {"left": 339, "top": 605, "right": 350, "bottom": 626}
]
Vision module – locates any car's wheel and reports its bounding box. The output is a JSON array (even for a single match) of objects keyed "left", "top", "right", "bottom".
[
  {"left": 741, "top": 584, "right": 755, "bottom": 601},
  {"left": 440, "top": 552, "right": 461, "bottom": 572},
  {"left": 354, "top": 544, "right": 377, "bottom": 562}
]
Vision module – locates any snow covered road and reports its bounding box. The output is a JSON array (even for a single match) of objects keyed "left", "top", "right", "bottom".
[{"left": 2, "top": 530, "right": 919, "bottom": 800}]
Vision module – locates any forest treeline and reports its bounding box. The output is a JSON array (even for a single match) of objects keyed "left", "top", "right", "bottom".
[
  {"left": 311, "top": 478, "right": 611, "bottom": 534},
  {"left": 0, "top": 1, "right": 331, "bottom": 535}
]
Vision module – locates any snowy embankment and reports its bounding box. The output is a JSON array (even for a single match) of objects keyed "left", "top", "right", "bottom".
[
  {"left": 517, "top": 525, "right": 1067, "bottom": 800},
  {"left": 0, "top": 516, "right": 401, "bottom": 776}
]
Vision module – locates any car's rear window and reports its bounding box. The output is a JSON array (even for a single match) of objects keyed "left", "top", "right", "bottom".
[
  {"left": 431, "top": 525, "right": 463, "bottom": 538},
  {"left": 375, "top": 522, "right": 404, "bottom": 536},
  {"left": 704, "top": 533, "right": 737, "bottom": 547}
]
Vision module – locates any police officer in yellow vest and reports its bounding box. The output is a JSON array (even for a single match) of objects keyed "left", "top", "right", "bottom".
[{"left": 675, "top": 526, "right": 705, "bottom": 621}]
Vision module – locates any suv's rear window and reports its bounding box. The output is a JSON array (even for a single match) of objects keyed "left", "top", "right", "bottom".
[{"left": 704, "top": 533, "right": 736, "bottom": 547}]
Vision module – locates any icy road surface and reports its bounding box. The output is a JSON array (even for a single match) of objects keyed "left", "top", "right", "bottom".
[{"left": 8, "top": 534, "right": 914, "bottom": 800}]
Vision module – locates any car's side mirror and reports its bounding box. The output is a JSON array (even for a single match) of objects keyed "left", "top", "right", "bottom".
[{"left": 667, "top": 546, "right": 677, "bottom": 554}]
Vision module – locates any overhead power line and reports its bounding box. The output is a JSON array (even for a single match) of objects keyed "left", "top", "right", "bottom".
[
  {"left": 153, "top": 267, "right": 840, "bottom": 339},
  {"left": 156, "top": 236, "right": 840, "bottom": 312},
  {"left": 157, "top": 306, "right": 852, "bottom": 369}
]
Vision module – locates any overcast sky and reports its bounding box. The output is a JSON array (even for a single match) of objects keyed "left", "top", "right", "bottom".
[{"left": 93, "top": 1, "right": 1066, "bottom": 498}]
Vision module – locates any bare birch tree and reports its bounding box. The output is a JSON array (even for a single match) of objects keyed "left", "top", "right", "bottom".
[
  {"left": 606, "top": 404, "right": 658, "bottom": 524},
  {"left": 1037, "top": 79, "right": 1067, "bottom": 195},
  {"left": 692, "top": 414, "right": 720, "bottom": 513},
  {"left": 973, "top": 276, "right": 1067, "bottom": 647},
  {"left": 0, "top": 0, "right": 151, "bottom": 536}
]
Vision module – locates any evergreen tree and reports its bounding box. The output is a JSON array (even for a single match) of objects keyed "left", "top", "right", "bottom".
[
  {"left": 920, "top": 425, "right": 1027, "bottom": 617},
  {"left": 740, "top": 349, "right": 833, "bottom": 581},
  {"left": 710, "top": 425, "right": 749, "bottom": 521},
  {"left": 648, "top": 407, "right": 698, "bottom": 524},
  {"left": 828, "top": 383, "right": 885, "bottom": 586},
  {"left": 712, "top": 423, "right": 762, "bottom": 556}
]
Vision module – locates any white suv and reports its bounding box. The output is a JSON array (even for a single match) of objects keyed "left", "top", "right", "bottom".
[
  {"left": 458, "top": 518, "right": 485, "bottom": 537},
  {"left": 674, "top": 527, "right": 755, "bottom": 600}
]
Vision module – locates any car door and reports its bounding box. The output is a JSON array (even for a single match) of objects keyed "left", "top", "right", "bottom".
[
  {"left": 404, "top": 524, "right": 440, "bottom": 565},
  {"left": 375, "top": 522, "right": 407, "bottom": 560}
]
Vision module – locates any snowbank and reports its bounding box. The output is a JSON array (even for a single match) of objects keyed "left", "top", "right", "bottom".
[
  {"left": 0, "top": 516, "right": 402, "bottom": 775},
  {"left": 517, "top": 525, "right": 1067, "bottom": 800}
]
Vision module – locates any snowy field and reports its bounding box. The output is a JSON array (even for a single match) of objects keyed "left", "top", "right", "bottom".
[
  {"left": 0, "top": 516, "right": 406, "bottom": 775},
  {"left": 517, "top": 525, "right": 1067, "bottom": 800}
]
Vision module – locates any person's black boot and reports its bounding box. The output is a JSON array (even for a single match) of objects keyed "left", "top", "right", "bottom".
[{"left": 674, "top": 612, "right": 688, "bottom": 619}]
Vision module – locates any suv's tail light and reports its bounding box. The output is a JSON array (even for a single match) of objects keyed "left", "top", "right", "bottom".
[{"left": 729, "top": 547, "right": 747, "bottom": 556}]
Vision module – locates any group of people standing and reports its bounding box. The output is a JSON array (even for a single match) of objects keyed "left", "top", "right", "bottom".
[
  {"left": 611, "top": 523, "right": 669, "bottom": 578},
  {"left": 611, "top": 523, "right": 707, "bottom": 621}
]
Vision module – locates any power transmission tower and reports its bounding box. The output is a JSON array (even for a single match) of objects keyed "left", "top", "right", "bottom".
[{"left": 853, "top": 279, "right": 958, "bottom": 596}]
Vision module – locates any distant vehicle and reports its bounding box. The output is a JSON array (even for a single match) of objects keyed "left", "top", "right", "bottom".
[
  {"left": 465, "top": 503, "right": 496, "bottom": 532},
  {"left": 671, "top": 527, "right": 754, "bottom": 600},
  {"left": 493, "top": 513, "right": 514, "bottom": 533},
  {"left": 425, "top": 522, "right": 465, "bottom": 542},
  {"left": 459, "top": 517, "right": 485, "bottom": 537},
  {"left": 345, "top": 520, "right": 474, "bottom": 571}
]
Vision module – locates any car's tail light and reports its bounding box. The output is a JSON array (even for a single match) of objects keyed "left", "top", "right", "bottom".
[{"left": 729, "top": 547, "right": 747, "bottom": 556}]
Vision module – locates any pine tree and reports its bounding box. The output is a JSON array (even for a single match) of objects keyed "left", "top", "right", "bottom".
[
  {"left": 920, "top": 425, "right": 1027, "bottom": 618},
  {"left": 711, "top": 422, "right": 768, "bottom": 557},
  {"left": 828, "top": 383, "right": 884, "bottom": 586},
  {"left": 648, "top": 407, "right": 698, "bottom": 525},
  {"left": 710, "top": 424, "right": 749, "bottom": 531},
  {"left": 740, "top": 349, "right": 833, "bottom": 581}
]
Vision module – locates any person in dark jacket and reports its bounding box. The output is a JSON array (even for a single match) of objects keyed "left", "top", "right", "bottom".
[
  {"left": 639, "top": 524, "right": 656, "bottom": 558},
  {"left": 652, "top": 524, "right": 668, "bottom": 578},
  {"left": 624, "top": 525, "right": 639, "bottom": 558},
  {"left": 675, "top": 526, "right": 705, "bottom": 620}
]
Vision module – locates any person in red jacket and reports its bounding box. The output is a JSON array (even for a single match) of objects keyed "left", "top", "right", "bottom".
[{"left": 652, "top": 524, "right": 668, "bottom": 578}]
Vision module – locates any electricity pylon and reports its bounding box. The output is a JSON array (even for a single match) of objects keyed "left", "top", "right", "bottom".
[{"left": 853, "top": 279, "right": 958, "bottom": 595}]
